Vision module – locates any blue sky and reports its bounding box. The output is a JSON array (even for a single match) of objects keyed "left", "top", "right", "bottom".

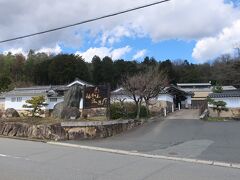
[
  {"left": 61, "top": 32, "right": 197, "bottom": 62},
  {"left": 0, "top": 0, "right": 240, "bottom": 64},
  {"left": 74, "top": 36, "right": 196, "bottom": 62}
]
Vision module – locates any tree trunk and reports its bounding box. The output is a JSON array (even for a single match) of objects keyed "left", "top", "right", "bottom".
[
  {"left": 217, "top": 110, "right": 221, "bottom": 118},
  {"left": 136, "top": 99, "right": 142, "bottom": 119},
  {"left": 145, "top": 100, "right": 150, "bottom": 117}
]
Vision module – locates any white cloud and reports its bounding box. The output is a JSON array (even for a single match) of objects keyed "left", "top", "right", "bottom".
[
  {"left": 96, "top": 0, "right": 240, "bottom": 45},
  {"left": 100, "top": 25, "right": 145, "bottom": 46},
  {"left": 192, "top": 19, "right": 240, "bottom": 62},
  {"left": 133, "top": 49, "right": 147, "bottom": 60},
  {"left": 75, "top": 46, "right": 131, "bottom": 62},
  {"left": 36, "top": 44, "right": 62, "bottom": 55},
  {"left": 111, "top": 46, "right": 131, "bottom": 59},
  {"left": 3, "top": 44, "right": 62, "bottom": 58},
  {"left": 0, "top": 0, "right": 239, "bottom": 52},
  {"left": 101, "top": 26, "right": 131, "bottom": 46},
  {"left": 3, "top": 48, "right": 27, "bottom": 57},
  {"left": 1, "top": 0, "right": 240, "bottom": 62},
  {"left": 75, "top": 47, "right": 111, "bottom": 62}
]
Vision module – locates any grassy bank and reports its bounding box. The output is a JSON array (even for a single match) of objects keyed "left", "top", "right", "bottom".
[
  {"left": 206, "top": 117, "right": 240, "bottom": 122},
  {"left": 206, "top": 117, "right": 226, "bottom": 122}
]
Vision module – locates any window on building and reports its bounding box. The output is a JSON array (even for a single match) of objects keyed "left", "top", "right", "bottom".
[
  {"left": 50, "top": 98, "right": 57, "bottom": 102},
  {"left": 11, "top": 97, "right": 16, "bottom": 102},
  {"left": 16, "top": 97, "right": 22, "bottom": 102}
]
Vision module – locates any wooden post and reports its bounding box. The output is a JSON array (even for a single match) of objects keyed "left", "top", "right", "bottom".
[
  {"left": 106, "top": 83, "right": 111, "bottom": 120},
  {"left": 81, "top": 85, "right": 86, "bottom": 118},
  {"left": 164, "top": 108, "right": 167, "bottom": 117}
]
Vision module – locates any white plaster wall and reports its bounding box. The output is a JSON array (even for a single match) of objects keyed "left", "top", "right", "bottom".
[
  {"left": 157, "top": 94, "right": 173, "bottom": 103},
  {"left": 210, "top": 97, "right": 240, "bottom": 108},
  {"left": 111, "top": 95, "right": 134, "bottom": 103},
  {"left": 46, "top": 97, "right": 64, "bottom": 109},
  {"left": 111, "top": 94, "right": 174, "bottom": 103},
  {"left": 5, "top": 96, "right": 64, "bottom": 110},
  {"left": 186, "top": 95, "right": 192, "bottom": 105},
  {"left": 80, "top": 98, "right": 83, "bottom": 109},
  {"left": 5, "top": 96, "right": 33, "bottom": 110},
  {"left": 184, "top": 95, "right": 192, "bottom": 108}
]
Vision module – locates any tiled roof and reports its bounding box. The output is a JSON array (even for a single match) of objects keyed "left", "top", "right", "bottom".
[
  {"left": 67, "top": 79, "right": 94, "bottom": 87},
  {"left": 178, "top": 88, "right": 211, "bottom": 92},
  {"left": 166, "top": 85, "right": 193, "bottom": 96},
  {"left": 208, "top": 90, "right": 240, "bottom": 98},
  {"left": 111, "top": 85, "right": 192, "bottom": 96},
  {"left": 111, "top": 88, "right": 132, "bottom": 96},
  {"left": 2, "top": 79, "right": 92, "bottom": 97},
  {"left": 5, "top": 86, "right": 50, "bottom": 96},
  {"left": 178, "top": 86, "right": 236, "bottom": 92}
]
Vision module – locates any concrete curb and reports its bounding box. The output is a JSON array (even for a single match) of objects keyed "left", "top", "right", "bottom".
[
  {"left": 61, "top": 119, "right": 137, "bottom": 127},
  {"left": 47, "top": 142, "right": 240, "bottom": 169}
]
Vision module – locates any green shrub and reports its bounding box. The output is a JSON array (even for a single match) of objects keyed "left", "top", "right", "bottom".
[
  {"left": 139, "top": 105, "right": 148, "bottom": 118},
  {"left": 110, "top": 102, "right": 148, "bottom": 120},
  {"left": 110, "top": 103, "right": 125, "bottom": 120}
]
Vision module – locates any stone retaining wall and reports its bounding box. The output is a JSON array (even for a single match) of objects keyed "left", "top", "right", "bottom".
[
  {"left": 62, "top": 119, "right": 143, "bottom": 140},
  {"left": 0, "top": 119, "right": 143, "bottom": 141},
  {"left": 209, "top": 108, "right": 240, "bottom": 118},
  {"left": 0, "top": 122, "right": 66, "bottom": 141}
]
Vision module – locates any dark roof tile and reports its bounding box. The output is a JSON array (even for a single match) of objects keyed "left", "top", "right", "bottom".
[{"left": 209, "top": 90, "right": 240, "bottom": 98}]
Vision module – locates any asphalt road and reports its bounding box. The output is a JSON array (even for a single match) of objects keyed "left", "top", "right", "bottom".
[
  {"left": 0, "top": 138, "right": 240, "bottom": 180},
  {"left": 69, "top": 109, "right": 240, "bottom": 163}
]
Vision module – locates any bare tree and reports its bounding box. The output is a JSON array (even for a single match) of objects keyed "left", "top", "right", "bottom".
[
  {"left": 122, "top": 73, "right": 146, "bottom": 119},
  {"left": 142, "top": 68, "right": 168, "bottom": 115},
  {"left": 122, "top": 67, "right": 167, "bottom": 119}
]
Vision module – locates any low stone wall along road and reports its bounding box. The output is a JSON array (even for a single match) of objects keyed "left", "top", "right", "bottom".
[{"left": 67, "top": 109, "right": 240, "bottom": 164}]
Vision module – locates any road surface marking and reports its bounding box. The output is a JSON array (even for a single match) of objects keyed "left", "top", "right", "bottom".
[
  {"left": 47, "top": 141, "right": 240, "bottom": 169},
  {"left": 0, "top": 153, "right": 30, "bottom": 161}
]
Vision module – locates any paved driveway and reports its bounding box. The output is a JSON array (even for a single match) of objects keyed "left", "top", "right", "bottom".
[
  {"left": 69, "top": 110, "right": 240, "bottom": 163},
  {"left": 165, "top": 109, "right": 200, "bottom": 119}
]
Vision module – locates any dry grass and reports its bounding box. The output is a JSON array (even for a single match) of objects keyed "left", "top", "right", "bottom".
[
  {"left": 207, "top": 117, "right": 226, "bottom": 122},
  {"left": 0, "top": 115, "right": 108, "bottom": 125},
  {"left": 82, "top": 116, "right": 107, "bottom": 121},
  {"left": 0, "top": 117, "right": 63, "bottom": 125}
]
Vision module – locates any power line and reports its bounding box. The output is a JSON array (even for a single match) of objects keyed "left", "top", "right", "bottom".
[{"left": 0, "top": 0, "right": 171, "bottom": 44}]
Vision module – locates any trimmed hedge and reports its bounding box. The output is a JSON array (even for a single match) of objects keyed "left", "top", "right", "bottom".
[{"left": 110, "top": 102, "right": 148, "bottom": 120}]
